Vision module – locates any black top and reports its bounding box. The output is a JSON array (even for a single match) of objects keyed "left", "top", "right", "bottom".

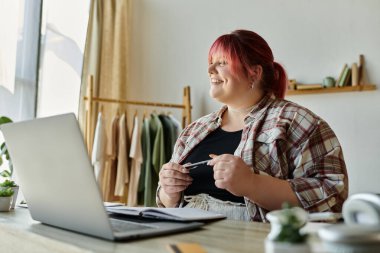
[{"left": 183, "top": 127, "right": 245, "bottom": 203}]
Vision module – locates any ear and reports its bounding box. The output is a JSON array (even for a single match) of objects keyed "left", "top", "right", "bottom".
[{"left": 249, "top": 65, "right": 263, "bottom": 83}]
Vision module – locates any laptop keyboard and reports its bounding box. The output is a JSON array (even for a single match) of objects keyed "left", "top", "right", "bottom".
[{"left": 110, "top": 219, "right": 155, "bottom": 233}]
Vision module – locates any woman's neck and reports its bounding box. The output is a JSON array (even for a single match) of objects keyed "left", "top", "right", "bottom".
[
  {"left": 221, "top": 92, "right": 265, "bottom": 131},
  {"left": 221, "top": 110, "right": 245, "bottom": 131},
  {"left": 227, "top": 103, "right": 257, "bottom": 114}
]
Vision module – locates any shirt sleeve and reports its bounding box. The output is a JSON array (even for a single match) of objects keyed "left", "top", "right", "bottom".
[
  {"left": 288, "top": 119, "right": 348, "bottom": 212},
  {"left": 155, "top": 121, "right": 196, "bottom": 208},
  {"left": 156, "top": 184, "right": 184, "bottom": 208}
]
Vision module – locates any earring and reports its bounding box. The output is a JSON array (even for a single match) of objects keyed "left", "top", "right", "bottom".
[{"left": 251, "top": 82, "right": 255, "bottom": 89}]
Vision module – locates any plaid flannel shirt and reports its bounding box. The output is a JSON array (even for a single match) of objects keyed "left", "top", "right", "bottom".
[{"left": 157, "top": 95, "right": 348, "bottom": 222}]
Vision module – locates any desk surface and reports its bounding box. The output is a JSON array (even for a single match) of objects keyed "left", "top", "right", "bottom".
[{"left": 0, "top": 207, "right": 275, "bottom": 253}]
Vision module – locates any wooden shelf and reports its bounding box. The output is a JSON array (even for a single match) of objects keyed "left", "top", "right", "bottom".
[{"left": 286, "top": 84, "right": 377, "bottom": 96}]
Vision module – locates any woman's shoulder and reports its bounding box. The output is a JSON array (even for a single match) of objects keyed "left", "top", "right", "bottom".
[
  {"left": 267, "top": 97, "right": 322, "bottom": 123},
  {"left": 261, "top": 97, "right": 329, "bottom": 143}
]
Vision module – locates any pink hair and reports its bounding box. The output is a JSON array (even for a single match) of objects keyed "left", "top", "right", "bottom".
[{"left": 208, "top": 30, "right": 287, "bottom": 99}]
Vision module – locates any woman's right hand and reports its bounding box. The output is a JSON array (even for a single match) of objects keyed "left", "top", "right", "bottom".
[{"left": 158, "top": 162, "right": 193, "bottom": 206}]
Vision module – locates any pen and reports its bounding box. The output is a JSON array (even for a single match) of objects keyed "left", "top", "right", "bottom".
[{"left": 183, "top": 159, "right": 212, "bottom": 170}]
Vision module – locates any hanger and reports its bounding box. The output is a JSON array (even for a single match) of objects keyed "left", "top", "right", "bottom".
[
  {"left": 159, "top": 109, "right": 165, "bottom": 115},
  {"left": 143, "top": 110, "right": 147, "bottom": 120}
]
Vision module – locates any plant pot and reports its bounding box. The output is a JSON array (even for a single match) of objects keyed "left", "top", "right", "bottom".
[
  {"left": 10, "top": 185, "right": 19, "bottom": 209},
  {"left": 265, "top": 239, "right": 310, "bottom": 253},
  {"left": 0, "top": 196, "right": 12, "bottom": 211},
  {"left": 0, "top": 185, "right": 18, "bottom": 209}
]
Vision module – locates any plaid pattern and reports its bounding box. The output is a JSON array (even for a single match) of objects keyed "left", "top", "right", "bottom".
[{"left": 158, "top": 95, "right": 348, "bottom": 222}]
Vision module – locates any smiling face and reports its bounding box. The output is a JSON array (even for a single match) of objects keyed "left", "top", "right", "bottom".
[{"left": 208, "top": 52, "right": 253, "bottom": 107}]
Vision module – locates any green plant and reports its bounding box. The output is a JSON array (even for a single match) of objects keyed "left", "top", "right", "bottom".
[
  {"left": 273, "top": 203, "right": 308, "bottom": 243},
  {"left": 0, "top": 116, "right": 14, "bottom": 180},
  {"left": 0, "top": 187, "right": 14, "bottom": 197},
  {"left": 0, "top": 179, "right": 17, "bottom": 187}
]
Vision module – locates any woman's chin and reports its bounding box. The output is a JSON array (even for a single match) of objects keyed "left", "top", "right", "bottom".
[
  {"left": 209, "top": 85, "right": 222, "bottom": 97},
  {"left": 209, "top": 89, "right": 220, "bottom": 99},
  {"left": 209, "top": 91, "right": 225, "bottom": 103}
]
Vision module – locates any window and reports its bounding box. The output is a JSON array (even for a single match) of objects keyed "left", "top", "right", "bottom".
[
  {"left": 0, "top": 0, "right": 90, "bottom": 175},
  {"left": 37, "top": 0, "right": 90, "bottom": 117},
  {"left": 0, "top": 0, "right": 42, "bottom": 121}
]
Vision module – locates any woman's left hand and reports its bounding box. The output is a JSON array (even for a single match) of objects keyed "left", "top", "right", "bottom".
[{"left": 208, "top": 154, "right": 254, "bottom": 197}]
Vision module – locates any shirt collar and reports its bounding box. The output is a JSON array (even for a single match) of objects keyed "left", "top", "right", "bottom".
[
  {"left": 212, "top": 105, "right": 227, "bottom": 125},
  {"left": 244, "top": 94, "right": 273, "bottom": 123},
  {"left": 247, "top": 94, "right": 272, "bottom": 115}
]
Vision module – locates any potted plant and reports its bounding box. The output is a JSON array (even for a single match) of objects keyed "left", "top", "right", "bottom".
[
  {"left": 0, "top": 187, "right": 14, "bottom": 211},
  {"left": 0, "top": 116, "right": 13, "bottom": 176},
  {"left": 265, "top": 203, "right": 310, "bottom": 253},
  {"left": 0, "top": 116, "right": 19, "bottom": 209}
]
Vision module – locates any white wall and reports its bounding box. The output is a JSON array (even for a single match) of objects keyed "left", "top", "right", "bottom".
[{"left": 129, "top": 0, "right": 380, "bottom": 195}]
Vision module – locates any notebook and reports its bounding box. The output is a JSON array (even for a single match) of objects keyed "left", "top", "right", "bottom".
[
  {"left": 106, "top": 206, "right": 226, "bottom": 221},
  {"left": 0, "top": 113, "right": 203, "bottom": 241}
]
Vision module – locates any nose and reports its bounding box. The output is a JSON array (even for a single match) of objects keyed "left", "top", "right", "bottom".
[{"left": 208, "top": 63, "right": 216, "bottom": 75}]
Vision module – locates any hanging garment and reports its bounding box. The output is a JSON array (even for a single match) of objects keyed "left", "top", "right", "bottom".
[
  {"left": 114, "top": 113, "right": 129, "bottom": 197},
  {"left": 158, "top": 114, "right": 177, "bottom": 162},
  {"left": 168, "top": 114, "right": 182, "bottom": 140},
  {"left": 91, "top": 112, "right": 107, "bottom": 183},
  {"left": 146, "top": 113, "right": 166, "bottom": 206},
  {"left": 137, "top": 117, "right": 151, "bottom": 206},
  {"left": 102, "top": 114, "right": 119, "bottom": 201},
  {"left": 127, "top": 115, "right": 143, "bottom": 206}
]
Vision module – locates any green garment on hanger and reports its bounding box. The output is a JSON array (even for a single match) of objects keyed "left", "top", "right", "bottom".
[
  {"left": 158, "top": 114, "right": 177, "bottom": 162},
  {"left": 146, "top": 113, "right": 166, "bottom": 206},
  {"left": 137, "top": 117, "right": 151, "bottom": 206}
]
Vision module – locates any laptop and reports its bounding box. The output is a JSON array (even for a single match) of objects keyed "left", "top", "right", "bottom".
[{"left": 0, "top": 113, "right": 202, "bottom": 241}]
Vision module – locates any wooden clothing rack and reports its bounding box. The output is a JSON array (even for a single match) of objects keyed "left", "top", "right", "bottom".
[{"left": 83, "top": 75, "right": 192, "bottom": 152}]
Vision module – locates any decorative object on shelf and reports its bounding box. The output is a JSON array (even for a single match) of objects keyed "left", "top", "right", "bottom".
[
  {"left": 288, "top": 79, "right": 297, "bottom": 90},
  {"left": 0, "top": 187, "right": 14, "bottom": 212},
  {"left": 287, "top": 54, "right": 376, "bottom": 96},
  {"left": 351, "top": 63, "right": 359, "bottom": 86},
  {"left": 336, "top": 64, "right": 351, "bottom": 87},
  {"left": 336, "top": 55, "right": 368, "bottom": 88},
  {"left": 0, "top": 116, "right": 19, "bottom": 209},
  {"left": 322, "top": 76, "right": 335, "bottom": 88},
  {"left": 359, "top": 54, "right": 369, "bottom": 85},
  {"left": 295, "top": 83, "right": 323, "bottom": 90},
  {"left": 336, "top": 64, "right": 348, "bottom": 87},
  {"left": 265, "top": 203, "right": 310, "bottom": 253},
  {"left": 287, "top": 84, "right": 376, "bottom": 96}
]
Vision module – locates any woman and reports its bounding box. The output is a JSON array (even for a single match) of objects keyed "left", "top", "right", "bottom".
[{"left": 157, "top": 29, "right": 348, "bottom": 222}]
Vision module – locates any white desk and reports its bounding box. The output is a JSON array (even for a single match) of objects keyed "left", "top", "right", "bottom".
[{"left": 0, "top": 207, "right": 275, "bottom": 253}]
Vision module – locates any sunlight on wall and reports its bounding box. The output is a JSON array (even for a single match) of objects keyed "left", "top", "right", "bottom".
[
  {"left": 37, "top": 0, "right": 89, "bottom": 117},
  {"left": 0, "top": 0, "right": 21, "bottom": 93}
]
